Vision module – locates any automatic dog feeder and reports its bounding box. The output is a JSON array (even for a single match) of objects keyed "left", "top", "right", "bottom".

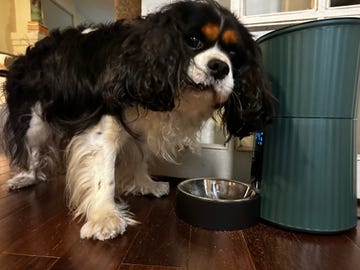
[{"left": 258, "top": 18, "right": 360, "bottom": 233}]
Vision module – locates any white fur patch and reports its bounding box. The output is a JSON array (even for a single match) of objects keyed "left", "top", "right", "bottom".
[
  {"left": 66, "top": 115, "right": 138, "bottom": 240},
  {"left": 81, "top": 28, "right": 97, "bottom": 34},
  {"left": 187, "top": 46, "right": 234, "bottom": 103},
  {"left": 26, "top": 103, "right": 50, "bottom": 148},
  {"left": 7, "top": 103, "right": 50, "bottom": 189}
]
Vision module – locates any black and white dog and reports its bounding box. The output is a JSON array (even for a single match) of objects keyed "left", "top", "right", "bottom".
[{"left": 2, "top": 0, "right": 272, "bottom": 240}]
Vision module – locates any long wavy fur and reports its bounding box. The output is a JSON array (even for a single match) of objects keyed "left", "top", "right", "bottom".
[
  {"left": 3, "top": 0, "right": 273, "bottom": 171},
  {"left": 1, "top": 0, "right": 274, "bottom": 241},
  {"left": 2, "top": 9, "right": 191, "bottom": 170}
]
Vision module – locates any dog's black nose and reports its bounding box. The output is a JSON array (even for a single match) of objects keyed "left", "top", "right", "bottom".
[{"left": 207, "top": 59, "right": 230, "bottom": 80}]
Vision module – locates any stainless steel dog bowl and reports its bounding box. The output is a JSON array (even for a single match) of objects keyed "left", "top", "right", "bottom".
[{"left": 176, "top": 178, "right": 260, "bottom": 230}]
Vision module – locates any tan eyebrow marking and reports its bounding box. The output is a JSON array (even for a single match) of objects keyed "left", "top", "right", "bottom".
[
  {"left": 201, "top": 23, "right": 220, "bottom": 41},
  {"left": 222, "top": 29, "right": 238, "bottom": 44}
]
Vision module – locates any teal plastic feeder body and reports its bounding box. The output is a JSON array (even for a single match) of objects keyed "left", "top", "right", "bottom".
[{"left": 258, "top": 18, "right": 360, "bottom": 233}]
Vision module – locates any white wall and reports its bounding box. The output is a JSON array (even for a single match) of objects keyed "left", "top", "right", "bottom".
[
  {"left": 0, "top": 0, "right": 31, "bottom": 54},
  {"left": 54, "top": 0, "right": 78, "bottom": 24},
  {"left": 0, "top": 0, "right": 16, "bottom": 54},
  {"left": 42, "top": 0, "right": 74, "bottom": 30},
  {"left": 141, "top": 0, "right": 231, "bottom": 15},
  {"left": 217, "top": 0, "right": 231, "bottom": 9},
  {"left": 141, "top": 0, "right": 170, "bottom": 16}
]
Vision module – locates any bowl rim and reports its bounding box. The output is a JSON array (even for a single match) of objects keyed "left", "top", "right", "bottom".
[{"left": 177, "top": 178, "right": 259, "bottom": 203}]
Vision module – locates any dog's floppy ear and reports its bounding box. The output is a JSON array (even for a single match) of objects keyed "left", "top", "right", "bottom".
[
  {"left": 221, "top": 41, "right": 274, "bottom": 139},
  {"left": 110, "top": 13, "right": 187, "bottom": 112}
]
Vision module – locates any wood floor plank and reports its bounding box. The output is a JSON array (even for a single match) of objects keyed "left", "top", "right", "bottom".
[
  {"left": 0, "top": 174, "right": 66, "bottom": 219},
  {"left": 0, "top": 171, "right": 10, "bottom": 179},
  {"left": 0, "top": 182, "right": 10, "bottom": 199},
  {"left": 0, "top": 253, "right": 57, "bottom": 270},
  {"left": 49, "top": 238, "right": 135, "bottom": 270},
  {"left": 0, "top": 147, "right": 358, "bottom": 270},
  {"left": 187, "top": 228, "right": 255, "bottom": 270},
  {"left": 0, "top": 179, "right": 66, "bottom": 252},
  {"left": 4, "top": 207, "right": 80, "bottom": 257},
  {"left": 123, "top": 187, "right": 190, "bottom": 268},
  {"left": 294, "top": 231, "right": 360, "bottom": 270},
  {"left": 118, "top": 263, "right": 186, "bottom": 270},
  {"left": 0, "top": 155, "right": 10, "bottom": 176},
  {"left": 0, "top": 160, "right": 9, "bottom": 169},
  {"left": 50, "top": 195, "right": 156, "bottom": 270},
  {"left": 242, "top": 223, "right": 307, "bottom": 270},
  {"left": 244, "top": 222, "right": 360, "bottom": 270},
  {"left": 345, "top": 220, "right": 360, "bottom": 248},
  {"left": 0, "top": 184, "right": 53, "bottom": 220},
  {"left": 0, "top": 171, "right": 11, "bottom": 199}
]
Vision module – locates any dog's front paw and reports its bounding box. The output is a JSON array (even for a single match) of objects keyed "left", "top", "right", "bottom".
[
  {"left": 80, "top": 215, "right": 125, "bottom": 241},
  {"left": 149, "top": 181, "right": 170, "bottom": 197},
  {"left": 122, "top": 179, "right": 170, "bottom": 198},
  {"left": 80, "top": 209, "right": 138, "bottom": 240}
]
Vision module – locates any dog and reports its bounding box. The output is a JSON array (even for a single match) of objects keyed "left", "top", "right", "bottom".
[{"left": 1, "top": 0, "right": 273, "bottom": 240}]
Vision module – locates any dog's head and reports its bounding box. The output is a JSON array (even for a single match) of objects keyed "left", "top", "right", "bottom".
[{"left": 119, "top": 0, "right": 273, "bottom": 138}]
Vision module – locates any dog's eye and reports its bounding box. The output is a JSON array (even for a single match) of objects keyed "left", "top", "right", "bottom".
[{"left": 187, "top": 36, "right": 203, "bottom": 50}]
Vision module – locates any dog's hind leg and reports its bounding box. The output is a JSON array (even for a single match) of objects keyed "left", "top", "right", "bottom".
[
  {"left": 66, "top": 115, "right": 138, "bottom": 240},
  {"left": 7, "top": 103, "right": 50, "bottom": 189}
]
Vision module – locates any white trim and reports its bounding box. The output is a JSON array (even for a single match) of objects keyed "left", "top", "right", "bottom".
[{"left": 231, "top": 0, "right": 360, "bottom": 29}]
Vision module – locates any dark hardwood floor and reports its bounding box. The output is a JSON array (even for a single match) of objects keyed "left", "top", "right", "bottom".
[{"left": 0, "top": 153, "right": 359, "bottom": 270}]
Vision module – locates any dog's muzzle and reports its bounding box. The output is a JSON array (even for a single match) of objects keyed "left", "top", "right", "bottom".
[{"left": 187, "top": 48, "right": 234, "bottom": 105}]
